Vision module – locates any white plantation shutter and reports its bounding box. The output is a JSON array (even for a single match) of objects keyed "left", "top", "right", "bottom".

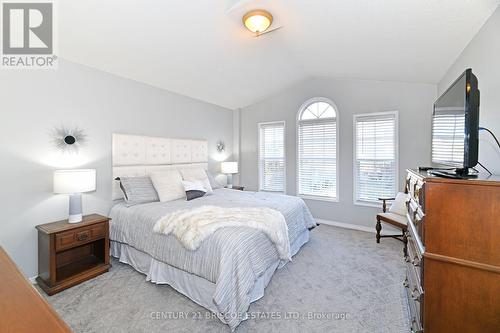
[
  {"left": 298, "top": 100, "right": 337, "bottom": 199},
  {"left": 431, "top": 108, "right": 465, "bottom": 166},
  {"left": 354, "top": 112, "right": 398, "bottom": 203},
  {"left": 258, "top": 122, "right": 285, "bottom": 192}
]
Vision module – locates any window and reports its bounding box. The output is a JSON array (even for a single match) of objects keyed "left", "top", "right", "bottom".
[
  {"left": 258, "top": 121, "right": 285, "bottom": 192},
  {"left": 354, "top": 111, "right": 398, "bottom": 205},
  {"left": 297, "top": 98, "right": 338, "bottom": 200}
]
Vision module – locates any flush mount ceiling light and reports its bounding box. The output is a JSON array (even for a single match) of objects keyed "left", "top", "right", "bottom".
[{"left": 243, "top": 9, "right": 273, "bottom": 36}]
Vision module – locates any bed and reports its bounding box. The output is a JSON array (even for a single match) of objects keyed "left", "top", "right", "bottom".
[{"left": 109, "top": 134, "right": 316, "bottom": 330}]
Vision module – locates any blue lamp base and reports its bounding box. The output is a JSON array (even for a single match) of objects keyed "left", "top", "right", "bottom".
[
  {"left": 226, "top": 174, "right": 233, "bottom": 188},
  {"left": 68, "top": 193, "right": 83, "bottom": 223}
]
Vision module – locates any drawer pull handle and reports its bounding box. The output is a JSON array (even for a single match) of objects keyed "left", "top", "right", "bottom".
[
  {"left": 411, "top": 257, "right": 420, "bottom": 267},
  {"left": 76, "top": 233, "right": 89, "bottom": 241},
  {"left": 411, "top": 288, "right": 421, "bottom": 302},
  {"left": 414, "top": 212, "right": 423, "bottom": 224},
  {"left": 411, "top": 322, "right": 423, "bottom": 333}
]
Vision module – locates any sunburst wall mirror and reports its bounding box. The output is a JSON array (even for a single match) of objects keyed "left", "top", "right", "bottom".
[{"left": 51, "top": 126, "right": 88, "bottom": 153}]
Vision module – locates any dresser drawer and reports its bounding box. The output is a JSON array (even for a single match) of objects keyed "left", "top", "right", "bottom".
[
  {"left": 406, "top": 173, "right": 425, "bottom": 209},
  {"left": 55, "top": 223, "right": 106, "bottom": 251},
  {"left": 407, "top": 200, "right": 425, "bottom": 241},
  {"left": 404, "top": 274, "right": 424, "bottom": 333},
  {"left": 407, "top": 230, "right": 423, "bottom": 262},
  {"left": 407, "top": 209, "right": 425, "bottom": 259},
  {"left": 406, "top": 260, "right": 423, "bottom": 301},
  {"left": 407, "top": 198, "right": 424, "bottom": 224}
]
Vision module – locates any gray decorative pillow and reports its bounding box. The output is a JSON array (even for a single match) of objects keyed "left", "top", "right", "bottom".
[
  {"left": 118, "top": 176, "right": 159, "bottom": 207},
  {"left": 206, "top": 170, "right": 223, "bottom": 190},
  {"left": 182, "top": 180, "right": 207, "bottom": 201}
]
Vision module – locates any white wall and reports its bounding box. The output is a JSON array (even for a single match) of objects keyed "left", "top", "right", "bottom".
[
  {"left": 240, "top": 77, "right": 436, "bottom": 228},
  {"left": 232, "top": 109, "right": 241, "bottom": 185},
  {"left": 0, "top": 60, "right": 233, "bottom": 277},
  {"left": 439, "top": 6, "right": 500, "bottom": 175}
]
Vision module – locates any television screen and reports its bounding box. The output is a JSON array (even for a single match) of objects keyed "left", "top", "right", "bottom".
[{"left": 431, "top": 69, "right": 479, "bottom": 170}]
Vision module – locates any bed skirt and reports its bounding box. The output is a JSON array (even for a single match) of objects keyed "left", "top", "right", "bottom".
[{"left": 110, "top": 229, "right": 310, "bottom": 325}]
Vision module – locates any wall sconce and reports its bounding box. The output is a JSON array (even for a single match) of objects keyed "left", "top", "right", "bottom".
[{"left": 216, "top": 140, "right": 225, "bottom": 153}]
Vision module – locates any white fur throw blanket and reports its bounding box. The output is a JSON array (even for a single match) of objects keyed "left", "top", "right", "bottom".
[{"left": 153, "top": 205, "right": 291, "bottom": 260}]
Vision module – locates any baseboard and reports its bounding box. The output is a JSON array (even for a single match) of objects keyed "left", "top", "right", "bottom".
[
  {"left": 316, "top": 218, "right": 376, "bottom": 233},
  {"left": 315, "top": 218, "right": 399, "bottom": 235}
]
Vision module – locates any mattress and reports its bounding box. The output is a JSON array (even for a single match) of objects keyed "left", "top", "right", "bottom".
[{"left": 108, "top": 188, "right": 316, "bottom": 330}]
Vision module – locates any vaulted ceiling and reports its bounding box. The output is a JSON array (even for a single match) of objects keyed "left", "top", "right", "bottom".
[{"left": 59, "top": 0, "right": 499, "bottom": 109}]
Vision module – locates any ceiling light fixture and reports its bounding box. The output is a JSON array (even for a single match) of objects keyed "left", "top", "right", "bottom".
[{"left": 243, "top": 9, "right": 273, "bottom": 36}]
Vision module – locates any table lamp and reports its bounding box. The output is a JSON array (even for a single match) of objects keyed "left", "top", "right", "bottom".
[
  {"left": 221, "top": 162, "right": 238, "bottom": 188},
  {"left": 53, "top": 169, "right": 96, "bottom": 223}
]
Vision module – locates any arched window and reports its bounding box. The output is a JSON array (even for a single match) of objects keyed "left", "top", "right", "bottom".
[{"left": 297, "top": 98, "right": 338, "bottom": 200}]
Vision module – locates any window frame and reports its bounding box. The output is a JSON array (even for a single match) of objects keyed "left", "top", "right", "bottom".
[
  {"left": 296, "top": 97, "right": 339, "bottom": 202},
  {"left": 257, "top": 121, "right": 286, "bottom": 193},
  {"left": 352, "top": 111, "right": 399, "bottom": 208}
]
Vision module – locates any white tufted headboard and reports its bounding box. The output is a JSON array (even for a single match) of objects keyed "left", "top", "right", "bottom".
[{"left": 112, "top": 133, "right": 208, "bottom": 200}]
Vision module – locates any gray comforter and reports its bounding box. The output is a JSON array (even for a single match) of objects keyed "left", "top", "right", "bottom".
[{"left": 109, "top": 188, "right": 315, "bottom": 330}]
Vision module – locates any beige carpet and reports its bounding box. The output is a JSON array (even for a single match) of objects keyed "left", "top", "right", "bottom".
[{"left": 40, "top": 225, "right": 409, "bottom": 332}]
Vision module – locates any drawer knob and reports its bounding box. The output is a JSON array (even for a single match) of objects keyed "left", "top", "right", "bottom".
[{"left": 76, "top": 233, "right": 89, "bottom": 241}]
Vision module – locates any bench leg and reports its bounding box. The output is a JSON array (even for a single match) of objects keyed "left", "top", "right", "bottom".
[{"left": 376, "top": 217, "right": 382, "bottom": 243}]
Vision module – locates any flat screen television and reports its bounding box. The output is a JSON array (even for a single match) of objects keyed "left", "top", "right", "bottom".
[{"left": 431, "top": 68, "right": 480, "bottom": 178}]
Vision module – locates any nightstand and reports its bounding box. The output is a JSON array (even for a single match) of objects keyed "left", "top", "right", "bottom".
[
  {"left": 36, "top": 214, "right": 111, "bottom": 295},
  {"left": 226, "top": 185, "right": 244, "bottom": 191}
]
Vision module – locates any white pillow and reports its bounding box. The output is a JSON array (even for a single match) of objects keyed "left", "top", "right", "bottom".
[
  {"left": 149, "top": 170, "right": 185, "bottom": 202},
  {"left": 206, "top": 170, "right": 223, "bottom": 189},
  {"left": 389, "top": 192, "right": 409, "bottom": 216},
  {"left": 180, "top": 168, "right": 213, "bottom": 194}
]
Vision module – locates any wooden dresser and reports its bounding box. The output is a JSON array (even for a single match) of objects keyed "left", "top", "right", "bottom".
[
  {"left": 0, "top": 247, "right": 72, "bottom": 333},
  {"left": 404, "top": 169, "right": 500, "bottom": 333}
]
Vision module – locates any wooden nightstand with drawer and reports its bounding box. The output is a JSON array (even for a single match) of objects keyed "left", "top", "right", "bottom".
[{"left": 36, "top": 214, "right": 111, "bottom": 295}]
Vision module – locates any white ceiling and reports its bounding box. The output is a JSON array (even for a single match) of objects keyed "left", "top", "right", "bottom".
[{"left": 59, "top": 0, "right": 499, "bottom": 109}]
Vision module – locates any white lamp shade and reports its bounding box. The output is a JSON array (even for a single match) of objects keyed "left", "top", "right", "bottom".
[
  {"left": 54, "top": 169, "right": 96, "bottom": 194},
  {"left": 221, "top": 162, "right": 238, "bottom": 174}
]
